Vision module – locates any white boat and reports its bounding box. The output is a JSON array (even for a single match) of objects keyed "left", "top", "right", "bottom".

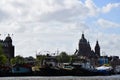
[{"left": 96, "top": 66, "right": 113, "bottom": 71}]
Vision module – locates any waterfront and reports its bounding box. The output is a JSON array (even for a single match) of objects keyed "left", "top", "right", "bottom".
[{"left": 0, "top": 75, "right": 120, "bottom": 80}]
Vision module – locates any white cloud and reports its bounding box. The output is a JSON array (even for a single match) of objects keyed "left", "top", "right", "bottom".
[
  {"left": 0, "top": 9, "right": 9, "bottom": 22},
  {"left": 97, "top": 18, "right": 120, "bottom": 28},
  {"left": 85, "top": 0, "right": 99, "bottom": 16},
  {"left": 0, "top": 0, "right": 119, "bottom": 23},
  {"left": 0, "top": 0, "right": 120, "bottom": 57},
  {"left": 39, "top": 0, "right": 89, "bottom": 22},
  {"left": 102, "top": 3, "right": 120, "bottom": 13},
  {"left": 97, "top": 33, "right": 120, "bottom": 57}
]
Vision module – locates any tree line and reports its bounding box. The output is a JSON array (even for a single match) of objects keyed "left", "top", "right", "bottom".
[
  {"left": 0, "top": 44, "right": 75, "bottom": 66},
  {"left": 0, "top": 44, "right": 7, "bottom": 65}
]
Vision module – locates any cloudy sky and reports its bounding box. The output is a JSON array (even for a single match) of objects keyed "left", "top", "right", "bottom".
[{"left": 0, "top": 0, "right": 120, "bottom": 57}]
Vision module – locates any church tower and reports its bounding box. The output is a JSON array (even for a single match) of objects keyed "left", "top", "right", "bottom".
[
  {"left": 95, "top": 40, "right": 100, "bottom": 57},
  {"left": 2, "top": 34, "right": 14, "bottom": 59},
  {"left": 77, "top": 33, "right": 91, "bottom": 57}
]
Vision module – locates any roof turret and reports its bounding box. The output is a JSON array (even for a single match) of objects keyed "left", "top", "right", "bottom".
[
  {"left": 79, "top": 33, "right": 87, "bottom": 43},
  {"left": 4, "top": 34, "right": 12, "bottom": 42}
]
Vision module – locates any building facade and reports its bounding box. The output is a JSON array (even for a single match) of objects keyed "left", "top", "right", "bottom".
[
  {"left": 75, "top": 33, "right": 100, "bottom": 59},
  {"left": 0, "top": 34, "right": 14, "bottom": 59}
]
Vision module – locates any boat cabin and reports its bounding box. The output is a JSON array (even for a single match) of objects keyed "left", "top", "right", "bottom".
[{"left": 42, "top": 54, "right": 59, "bottom": 68}]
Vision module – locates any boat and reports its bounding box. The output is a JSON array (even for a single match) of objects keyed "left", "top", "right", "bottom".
[
  {"left": 114, "top": 65, "right": 120, "bottom": 74},
  {"left": 0, "top": 54, "right": 115, "bottom": 76},
  {"left": 96, "top": 65, "right": 114, "bottom": 75},
  {"left": 0, "top": 65, "right": 11, "bottom": 77},
  {"left": 11, "top": 63, "right": 33, "bottom": 76},
  {"left": 69, "top": 58, "right": 100, "bottom": 76},
  {"left": 37, "top": 55, "right": 112, "bottom": 76},
  {"left": 37, "top": 54, "right": 71, "bottom": 76},
  {"left": 0, "top": 63, "right": 33, "bottom": 77}
]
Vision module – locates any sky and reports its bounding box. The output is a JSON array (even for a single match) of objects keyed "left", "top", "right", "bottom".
[{"left": 0, "top": 0, "right": 120, "bottom": 57}]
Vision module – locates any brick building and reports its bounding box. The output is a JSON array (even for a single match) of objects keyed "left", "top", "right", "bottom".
[{"left": 0, "top": 34, "right": 14, "bottom": 59}]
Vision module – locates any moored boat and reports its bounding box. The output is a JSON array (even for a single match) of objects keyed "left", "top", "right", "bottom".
[{"left": 37, "top": 55, "right": 113, "bottom": 76}]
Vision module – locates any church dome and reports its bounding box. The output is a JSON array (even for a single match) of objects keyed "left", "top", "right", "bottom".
[
  {"left": 79, "top": 33, "right": 87, "bottom": 44},
  {"left": 4, "top": 34, "right": 12, "bottom": 42}
]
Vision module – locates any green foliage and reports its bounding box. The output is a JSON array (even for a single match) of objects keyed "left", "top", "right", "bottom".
[
  {"left": 36, "top": 55, "right": 46, "bottom": 66},
  {"left": 0, "top": 44, "right": 7, "bottom": 65},
  {"left": 36, "top": 55, "right": 46, "bottom": 61},
  {"left": 0, "top": 54, "right": 7, "bottom": 65},
  {"left": 10, "top": 55, "right": 25, "bottom": 65},
  {"left": 10, "top": 58, "right": 16, "bottom": 65},
  {"left": 0, "top": 44, "right": 3, "bottom": 55},
  {"left": 57, "top": 52, "right": 71, "bottom": 63},
  {"left": 69, "top": 55, "right": 76, "bottom": 63}
]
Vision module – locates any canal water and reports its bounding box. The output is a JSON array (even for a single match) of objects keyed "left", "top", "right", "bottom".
[{"left": 0, "top": 75, "right": 120, "bottom": 80}]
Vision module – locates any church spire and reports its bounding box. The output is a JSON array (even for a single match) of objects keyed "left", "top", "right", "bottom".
[
  {"left": 95, "top": 40, "right": 100, "bottom": 56},
  {"left": 81, "top": 31, "right": 85, "bottom": 39},
  {"left": 96, "top": 40, "right": 99, "bottom": 45},
  {"left": 82, "top": 33, "right": 84, "bottom": 39}
]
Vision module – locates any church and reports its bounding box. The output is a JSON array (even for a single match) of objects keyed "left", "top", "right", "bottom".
[
  {"left": 0, "top": 34, "right": 14, "bottom": 59},
  {"left": 75, "top": 33, "right": 100, "bottom": 59}
]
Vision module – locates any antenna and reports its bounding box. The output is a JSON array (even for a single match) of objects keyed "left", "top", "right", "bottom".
[
  {"left": 82, "top": 31, "right": 84, "bottom": 34},
  {"left": 4, "top": 34, "right": 6, "bottom": 37},
  {"left": 12, "top": 34, "right": 14, "bottom": 36},
  {"left": 57, "top": 48, "right": 59, "bottom": 55}
]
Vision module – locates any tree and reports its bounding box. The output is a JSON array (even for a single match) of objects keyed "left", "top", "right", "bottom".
[
  {"left": 0, "top": 44, "right": 7, "bottom": 65},
  {"left": 69, "top": 55, "right": 78, "bottom": 63},
  {"left": 0, "top": 44, "right": 3, "bottom": 55},
  {"left": 57, "top": 52, "right": 70, "bottom": 63},
  {"left": 0, "top": 54, "right": 7, "bottom": 65},
  {"left": 36, "top": 55, "right": 46, "bottom": 66},
  {"left": 10, "top": 55, "right": 25, "bottom": 65}
]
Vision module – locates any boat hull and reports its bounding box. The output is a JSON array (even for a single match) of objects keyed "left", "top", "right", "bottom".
[{"left": 0, "top": 67, "right": 114, "bottom": 77}]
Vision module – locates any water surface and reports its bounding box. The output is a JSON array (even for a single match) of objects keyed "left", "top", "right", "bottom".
[{"left": 0, "top": 75, "right": 120, "bottom": 80}]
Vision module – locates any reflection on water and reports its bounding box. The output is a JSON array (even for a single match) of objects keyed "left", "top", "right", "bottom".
[{"left": 0, "top": 75, "right": 120, "bottom": 80}]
